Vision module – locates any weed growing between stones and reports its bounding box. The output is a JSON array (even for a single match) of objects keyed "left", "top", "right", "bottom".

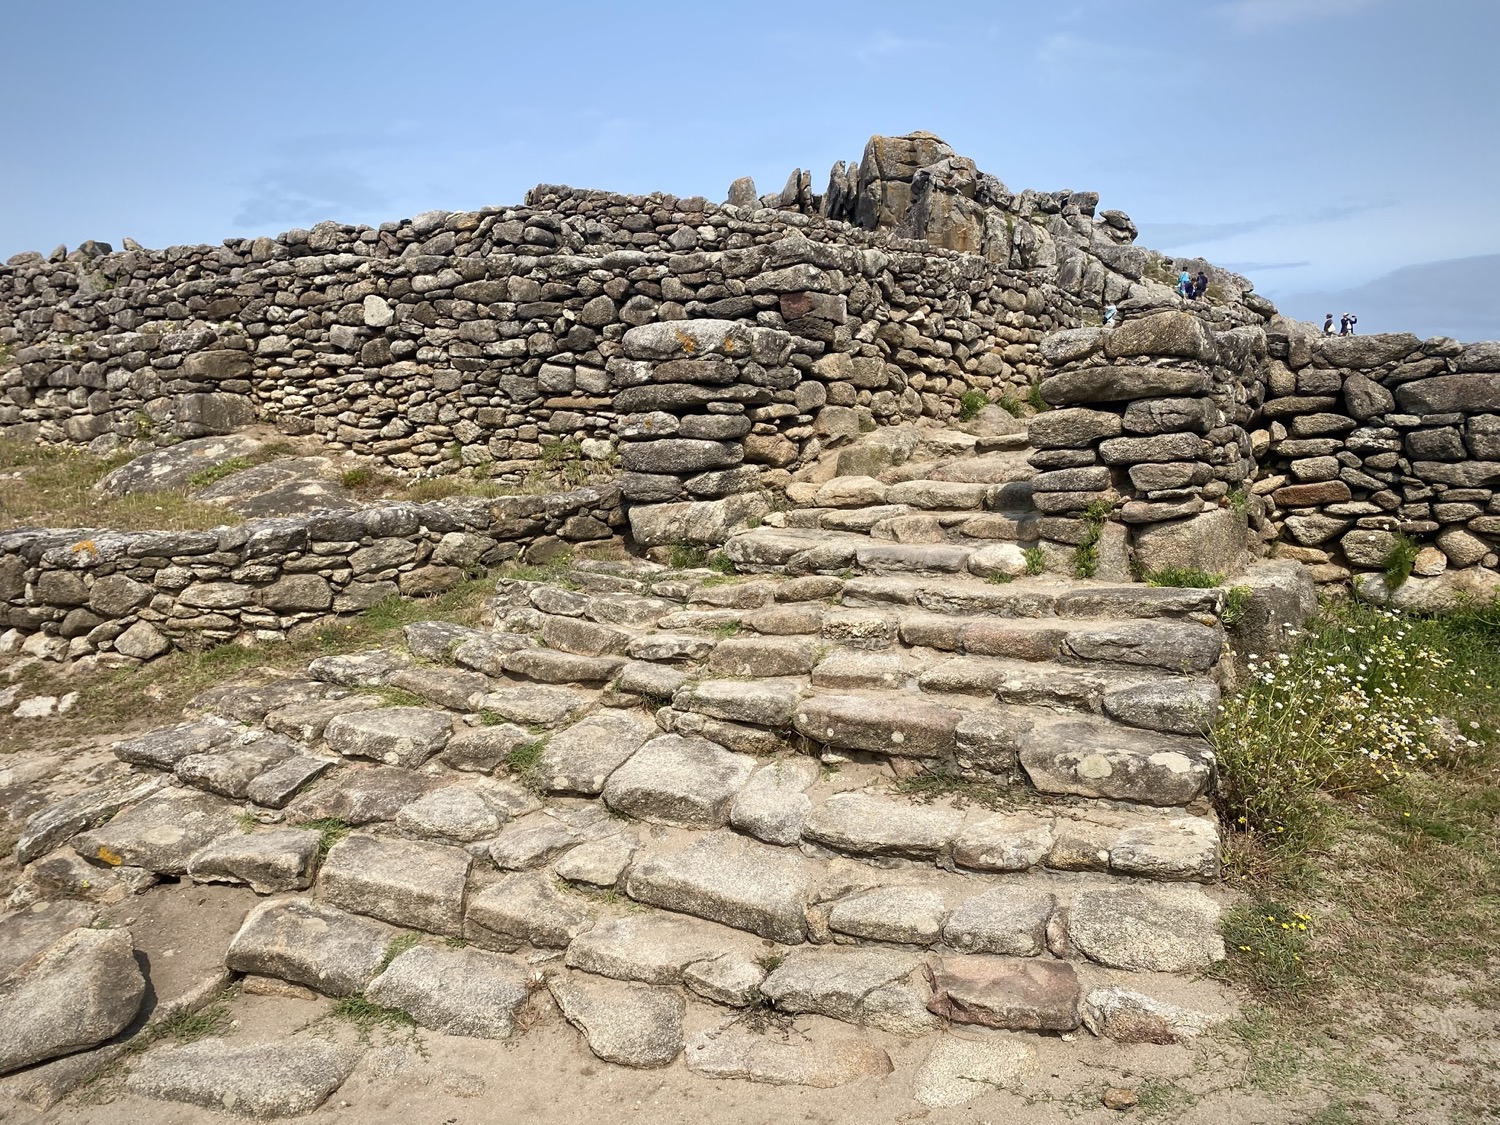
[
  {"left": 713, "top": 620, "right": 742, "bottom": 639},
  {"left": 1026, "top": 381, "right": 1050, "bottom": 413},
  {"left": 358, "top": 685, "right": 426, "bottom": 708},
  {"left": 320, "top": 994, "right": 421, "bottom": 1047},
  {"left": 185, "top": 456, "right": 254, "bottom": 488},
  {"left": 996, "top": 393, "right": 1024, "bottom": 417},
  {"left": 505, "top": 737, "right": 547, "bottom": 790},
  {"left": 1214, "top": 902, "right": 1315, "bottom": 998},
  {"left": 986, "top": 572, "right": 1015, "bottom": 584},
  {"left": 304, "top": 818, "right": 351, "bottom": 862},
  {"left": 668, "top": 543, "right": 710, "bottom": 568},
  {"left": 1381, "top": 533, "right": 1420, "bottom": 590},
  {"left": 378, "top": 932, "right": 422, "bottom": 973},
  {"left": 1220, "top": 585, "right": 1253, "bottom": 628},
  {"left": 957, "top": 389, "right": 988, "bottom": 421},
  {"left": 1145, "top": 566, "right": 1223, "bottom": 588},
  {"left": 1071, "top": 499, "right": 1113, "bottom": 579},
  {"left": 1022, "top": 546, "right": 1047, "bottom": 575}
]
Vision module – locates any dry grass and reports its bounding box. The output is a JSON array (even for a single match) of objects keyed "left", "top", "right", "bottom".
[
  {"left": 0, "top": 577, "right": 496, "bottom": 757},
  {"left": 0, "top": 439, "right": 243, "bottom": 532}
]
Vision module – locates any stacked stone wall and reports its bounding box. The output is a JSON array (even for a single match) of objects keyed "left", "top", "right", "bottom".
[
  {"left": 1033, "top": 311, "right": 1263, "bottom": 577},
  {"left": 0, "top": 187, "right": 1080, "bottom": 493},
  {"left": 1255, "top": 330, "right": 1500, "bottom": 589},
  {"left": 0, "top": 488, "right": 617, "bottom": 662}
]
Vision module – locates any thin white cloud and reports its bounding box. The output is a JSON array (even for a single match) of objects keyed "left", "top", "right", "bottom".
[
  {"left": 1220, "top": 0, "right": 1382, "bottom": 31},
  {"left": 852, "top": 31, "right": 934, "bottom": 65}
]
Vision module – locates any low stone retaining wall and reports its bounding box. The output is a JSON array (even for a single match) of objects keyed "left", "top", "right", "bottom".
[
  {"left": 0, "top": 487, "right": 620, "bottom": 662},
  {"left": 1256, "top": 330, "right": 1500, "bottom": 589}
]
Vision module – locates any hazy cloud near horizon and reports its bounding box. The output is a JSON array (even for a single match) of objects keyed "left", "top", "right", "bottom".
[{"left": 1262, "top": 255, "right": 1500, "bottom": 343}]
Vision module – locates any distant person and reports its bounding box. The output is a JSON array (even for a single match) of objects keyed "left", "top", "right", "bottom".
[
  {"left": 1323, "top": 313, "right": 1334, "bottom": 335},
  {"left": 1103, "top": 303, "right": 1117, "bottom": 327},
  {"left": 1193, "top": 271, "right": 1209, "bottom": 300},
  {"left": 1178, "top": 266, "right": 1192, "bottom": 298},
  {"left": 1347, "top": 312, "right": 1358, "bottom": 335},
  {"left": 1339, "top": 313, "right": 1352, "bottom": 336}
]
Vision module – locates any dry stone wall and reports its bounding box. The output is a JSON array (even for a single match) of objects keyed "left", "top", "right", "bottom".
[
  {"left": 1033, "top": 311, "right": 1263, "bottom": 578},
  {"left": 0, "top": 488, "right": 617, "bottom": 662},
  {"left": 1255, "top": 329, "right": 1500, "bottom": 593},
  {"left": 0, "top": 185, "right": 1081, "bottom": 499}
]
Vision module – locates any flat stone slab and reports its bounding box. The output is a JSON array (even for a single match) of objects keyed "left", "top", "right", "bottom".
[
  {"left": 1081, "top": 986, "right": 1223, "bottom": 1044},
  {"left": 226, "top": 899, "right": 394, "bottom": 997},
  {"left": 828, "top": 886, "right": 947, "bottom": 945},
  {"left": 1063, "top": 619, "right": 1221, "bottom": 673},
  {"left": 307, "top": 649, "right": 410, "bottom": 687},
  {"left": 324, "top": 707, "right": 452, "bottom": 768},
  {"left": 72, "top": 789, "right": 241, "bottom": 875},
  {"left": 729, "top": 758, "right": 818, "bottom": 845},
  {"left": 394, "top": 785, "right": 505, "bottom": 843},
  {"left": 113, "top": 720, "right": 239, "bottom": 770},
  {"left": 465, "top": 872, "right": 595, "bottom": 951},
  {"left": 673, "top": 678, "right": 803, "bottom": 728},
  {"left": 441, "top": 724, "right": 531, "bottom": 772},
  {"left": 264, "top": 695, "right": 383, "bottom": 742},
  {"left": 126, "top": 1039, "right": 360, "bottom": 1118},
  {"left": 951, "top": 812, "right": 1056, "bottom": 872},
  {"left": 1067, "top": 885, "right": 1225, "bottom": 971},
  {"left": 318, "top": 834, "right": 471, "bottom": 935},
  {"left": 93, "top": 433, "right": 262, "bottom": 496},
  {"left": 1018, "top": 714, "right": 1214, "bottom": 806},
  {"left": 366, "top": 945, "right": 531, "bottom": 1039},
  {"left": 602, "top": 734, "right": 756, "bottom": 828},
  {"left": 187, "top": 829, "right": 321, "bottom": 893},
  {"left": 802, "top": 792, "right": 966, "bottom": 859},
  {"left": 625, "top": 831, "right": 811, "bottom": 944},
  {"left": 475, "top": 683, "right": 595, "bottom": 727},
  {"left": 707, "top": 636, "right": 818, "bottom": 677},
  {"left": 244, "top": 756, "right": 334, "bottom": 809},
  {"left": 0, "top": 902, "right": 98, "bottom": 978},
  {"left": 504, "top": 649, "right": 625, "bottom": 685},
  {"left": 286, "top": 767, "right": 432, "bottom": 826},
  {"left": 15, "top": 773, "right": 166, "bottom": 866},
  {"left": 941, "top": 888, "right": 1055, "bottom": 956},
  {"left": 487, "top": 813, "right": 588, "bottom": 870},
  {"left": 793, "top": 693, "right": 964, "bottom": 759},
  {"left": 176, "top": 743, "right": 296, "bottom": 800},
  {"left": 0, "top": 927, "right": 144, "bottom": 1076},
  {"left": 537, "top": 711, "right": 655, "bottom": 795},
  {"left": 554, "top": 834, "right": 637, "bottom": 888},
  {"left": 810, "top": 649, "right": 906, "bottom": 690},
  {"left": 686, "top": 1019, "right": 893, "bottom": 1087},
  {"left": 914, "top": 1035, "right": 1036, "bottom": 1108},
  {"left": 386, "top": 666, "right": 492, "bottom": 711},
  {"left": 761, "top": 948, "right": 937, "bottom": 1036},
  {"left": 547, "top": 972, "right": 684, "bottom": 1068},
  {"left": 564, "top": 913, "right": 734, "bottom": 985},
  {"left": 926, "top": 957, "right": 1081, "bottom": 1031}
]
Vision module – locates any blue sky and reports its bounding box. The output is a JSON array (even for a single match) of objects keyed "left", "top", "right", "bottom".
[{"left": 2, "top": 0, "right": 1496, "bottom": 338}]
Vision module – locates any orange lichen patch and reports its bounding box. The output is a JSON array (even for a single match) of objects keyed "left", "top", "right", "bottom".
[
  {"left": 71, "top": 539, "right": 98, "bottom": 555},
  {"left": 94, "top": 845, "right": 123, "bottom": 866},
  {"left": 675, "top": 330, "right": 698, "bottom": 355}
]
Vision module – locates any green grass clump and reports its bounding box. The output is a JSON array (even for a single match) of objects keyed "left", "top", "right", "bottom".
[
  {"left": 985, "top": 572, "right": 1015, "bottom": 585},
  {"left": 186, "top": 457, "right": 253, "bottom": 488},
  {"left": 303, "top": 817, "right": 351, "bottom": 861},
  {"left": 706, "top": 550, "right": 738, "bottom": 575},
  {"left": 1022, "top": 546, "right": 1047, "bottom": 575},
  {"left": 956, "top": 389, "right": 987, "bottom": 421},
  {"left": 327, "top": 993, "right": 418, "bottom": 1043},
  {"left": 1026, "top": 381, "right": 1050, "bottom": 413},
  {"left": 504, "top": 738, "right": 547, "bottom": 789},
  {"left": 378, "top": 932, "right": 422, "bottom": 972},
  {"left": 669, "top": 543, "right": 710, "bottom": 569},
  {"left": 1213, "top": 900, "right": 1316, "bottom": 999},
  {"left": 1145, "top": 566, "right": 1224, "bottom": 588},
  {"left": 1381, "top": 533, "right": 1420, "bottom": 590},
  {"left": 713, "top": 620, "right": 742, "bottom": 639}
]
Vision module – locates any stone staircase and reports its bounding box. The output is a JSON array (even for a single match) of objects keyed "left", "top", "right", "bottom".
[{"left": 9, "top": 422, "right": 1244, "bottom": 1091}]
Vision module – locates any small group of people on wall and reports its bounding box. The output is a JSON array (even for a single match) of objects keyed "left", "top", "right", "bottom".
[
  {"left": 1323, "top": 312, "right": 1359, "bottom": 336},
  {"left": 1177, "top": 265, "right": 1210, "bottom": 301}
]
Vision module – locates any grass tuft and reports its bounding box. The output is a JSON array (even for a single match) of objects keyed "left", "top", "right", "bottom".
[
  {"left": 1022, "top": 546, "right": 1047, "bottom": 575},
  {"left": 1381, "top": 533, "right": 1420, "bottom": 591},
  {"left": 956, "top": 388, "right": 987, "bottom": 421}
]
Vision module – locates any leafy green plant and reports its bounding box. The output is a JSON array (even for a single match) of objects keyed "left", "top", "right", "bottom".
[
  {"left": 995, "top": 393, "right": 1024, "bottom": 417},
  {"left": 1222, "top": 584, "right": 1253, "bottom": 628},
  {"left": 1026, "top": 381, "right": 1050, "bottom": 413},
  {"left": 1212, "top": 601, "right": 1494, "bottom": 846},
  {"left": 1071, "top": 498, "right": 1113, "bottom": 579},
  {"left": 985, "top": 572, "right": 1015, "bottom": 585},
  {"left": 669, "top": 543, "right": 709, "bottom": 569},
  {"left": 706, "top": 551, "right": 738, "bottom": 575},
  {"left": 378, "top": 932, "right": 422, "bottom": 973},
  {"left": 1226, "top": 486, "right": 1250, "bottom": 515},
  {"left": 1213, "top": 900, "right": 1316, "bottom": 998},
  {"left": 957, "top": 389, "right": 987, "bottom": 421},
  {"left": 1022, "top": 546, "right": 1047, "bottom": 575},
  {"left": 1381, "top": 533, "right": 1420, "bottom": 591},
  {"left": 505, "top": 737, "right": 547, "bottom": 789},
  {"left": 713, "top": 620, "right": 742, "bottom": 639}
]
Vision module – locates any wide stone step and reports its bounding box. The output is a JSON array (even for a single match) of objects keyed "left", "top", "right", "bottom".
[
  {"left": 894, "top": 612, "right": 1223, "bottom": 674},
  {"left": 839, "top": 574, "right": 1223, "bottom": 621},
  {"left": 916, "top": 655, "right": 1219, "bottom": 736}
]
